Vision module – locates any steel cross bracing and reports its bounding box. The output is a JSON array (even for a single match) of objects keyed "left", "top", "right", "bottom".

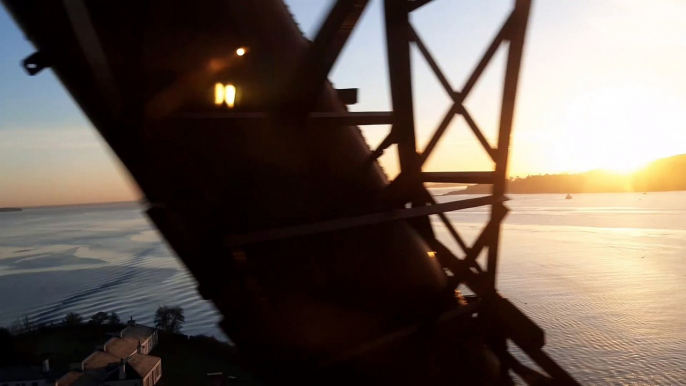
[
  {"left": 218, "top": 0, "right": 579, "bottom": 384},
  {"left": 1, "top": 0, "right": 581, "bottom": 382},
  {"left": 204, "top": 0, "right": 580, "bottom": 384},
  {"left": 0, "top": 0, "right": 581, "bottom": 382}
]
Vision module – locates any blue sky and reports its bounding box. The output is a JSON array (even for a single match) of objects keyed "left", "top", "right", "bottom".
[{"left": 2, "top": 0, "right": 686, "bottom": 206}]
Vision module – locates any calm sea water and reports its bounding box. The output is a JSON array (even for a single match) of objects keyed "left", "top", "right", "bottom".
[{"left": 2, "top": 192, "right": 686, "bottom": 384}]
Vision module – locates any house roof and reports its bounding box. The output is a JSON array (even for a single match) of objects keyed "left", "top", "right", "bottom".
[
  {"left": 106, "top": 337, "right": 139, "bottom": 358},
  {"left": 82, "top": 351, "right": 120, "bottom": 371},
  {"left": 57, "top": 371, "right": 100, "bottom": 386},
  {"left": 120, "top": 324, "right": 156, "bottom": 341},
  {"left": 0, "top": 366, "right": 61, "bottom": 382},
  {"left": 127, "top": 353, "right": 161, "bottom": 377},
  {"left": 102, "top": 363, "right": 142, "bottom": 382}
]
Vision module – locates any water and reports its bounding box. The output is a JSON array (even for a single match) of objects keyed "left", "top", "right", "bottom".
[
  {"left": 435, "top": 191, "right": 686, "bottom": 385},
  {"left": 0, "top": 202, "right": 224, "bottom": 338},
  {"left": 2, "top": 192, "right": 686, "bottom": 384}
]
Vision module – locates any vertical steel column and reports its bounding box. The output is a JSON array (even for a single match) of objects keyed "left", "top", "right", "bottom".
[
  {"left": 384, "top": 0, "right": 421, "bottom": 191},
  {"left": 486, "top": 0, "right": 532, "bottom": 290},
  {"left": 384, "top": 0, "right": 435, "bottom": 241}
]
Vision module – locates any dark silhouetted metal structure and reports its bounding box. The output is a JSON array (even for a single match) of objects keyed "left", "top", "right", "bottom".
[{"left": 3, "top": 0, "right": 580, "bottom": 384}]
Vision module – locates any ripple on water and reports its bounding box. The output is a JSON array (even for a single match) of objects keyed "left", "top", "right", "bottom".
[{"left": 3, "top": 198, "right": 686, "bottom": 382}]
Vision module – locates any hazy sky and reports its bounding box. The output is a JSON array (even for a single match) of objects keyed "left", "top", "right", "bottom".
[{"left": 1, "top": 0, "right": 686, "bottom": 207}]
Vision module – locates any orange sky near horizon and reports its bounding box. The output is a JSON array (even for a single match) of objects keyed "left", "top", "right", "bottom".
[{"left": 2, "top": 0, "right": 686, "bottom": 207}]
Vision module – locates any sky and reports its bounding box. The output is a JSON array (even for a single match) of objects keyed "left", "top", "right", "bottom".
[{"left": 1, "top": 0, "right": 686, "bottom": 207}]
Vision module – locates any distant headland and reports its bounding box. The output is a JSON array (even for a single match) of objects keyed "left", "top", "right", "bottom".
[
  {"left": 0, "top": 207, "right": 22, "bottom": 213},
  {"left": 444, "top": 153, "right": 686, "bottom": 195}
]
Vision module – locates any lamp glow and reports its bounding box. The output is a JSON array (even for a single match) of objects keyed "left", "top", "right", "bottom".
[
  {"left": 214, "top": 83, "right": 225, "bottom": 105},
  {"left": 236, "top": 47, "right": 246, "bottom": 56},
  {"left": 214, "top": 83, "right": 237, "bottom": 108},
  {"left": 225, "top": 84, "right": 236, "bottom": 108}
]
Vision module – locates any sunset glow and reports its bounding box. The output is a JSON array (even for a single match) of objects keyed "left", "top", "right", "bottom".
[{"left": 3, "top": 1, "right": 686, "bottom": 206}]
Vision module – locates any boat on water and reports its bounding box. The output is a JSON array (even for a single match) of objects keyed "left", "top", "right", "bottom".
[{"left": 565, "top": 194, "right": 573, "bottom": 200}]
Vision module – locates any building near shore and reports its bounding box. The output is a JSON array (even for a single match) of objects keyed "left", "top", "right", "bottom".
[{"left": 57, "top": 319, "right": 161, "bottom": 386}]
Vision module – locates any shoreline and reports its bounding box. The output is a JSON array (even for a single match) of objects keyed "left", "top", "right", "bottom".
[{"left": 442, "top": 189, "right": 685, "bottom": 196}]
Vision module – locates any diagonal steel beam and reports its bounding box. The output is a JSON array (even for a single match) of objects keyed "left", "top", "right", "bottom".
[
  {"left": 460, "top": 11, "right": 513, "bottom": 98},
  {"left": 430, "top": 241, "right": 486, "bottom": 293},
  {"left": 429, "top": 242, "right": 576, "bottom": 385},
  {"left": 463, "top": 204, "right": 508, "bottom": 267},
  {"left": 439, "top": 203, "right": 509, "bottom": 290},
  {"left": 419, "top": 103, "right": 459, "bottom": 165},
  {"left": 411, "top": 14, "right": 509, "bottom": 166},
  {"left": 460, "top": 106, "right": 497, "bottom": 161},
  {"left": 370, "top": 130, "right": 396, "bottom": 161},
  {"left": 422, "top": 189, "right": 470, "bottom": 254},
  {"left": 419, "top": 101, "right": 497, "bottom": 166},
  {"left": 288, "top": 0, "right": 368, "bottom": 111},
  {"left": 409, "top": 26, "right": 454, "bottom": 98},
  {"left": 408, "top": 0, "right": 433, "bottom": 12},
  {"left": 224, "top": 195, "right": 504, "bottom": 247}
]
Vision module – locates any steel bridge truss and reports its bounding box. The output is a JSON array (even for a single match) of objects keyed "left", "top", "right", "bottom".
[
  {"left": 221, "top": 0, "right": 580, "bottom": 384},
  {"left": 3, "top": 0, "right": 581, "bottom": 383}
]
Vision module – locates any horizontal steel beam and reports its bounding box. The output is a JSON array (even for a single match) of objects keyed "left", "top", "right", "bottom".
[
  {"left": 181, "top": 112, "right": 269, "bottom": 120},
  {"left": 225, "top": 195, "right": 505, "bottom": 247},
  {"left": 309, "top": 111, "right": 393, "bottom": 126},
  {"left": 422, "top": 171, "right": 494, "bottom": 184},
  {"left": 181, "top": 111, "right": 393, "bottom": 126}
]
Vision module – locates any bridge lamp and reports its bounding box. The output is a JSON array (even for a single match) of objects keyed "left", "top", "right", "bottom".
[{"left": 214, "top": 83, "right": 236, "bottom": 108}]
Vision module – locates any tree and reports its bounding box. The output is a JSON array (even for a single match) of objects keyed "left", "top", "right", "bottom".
[
  {"left": 63, "top": 312, "right": 83, "bottom": 325},
  {"left": 108, "top": 312, "right": 121, "bottom": 325},
  {"left": 90, "top": 312, "right": 109, "bottom": 325},
  {"left": 10, "top": 315, "right": 31, "bottom": 335},
  {"left": 154, "top": 306, "right": 185, "bottom": 333}
]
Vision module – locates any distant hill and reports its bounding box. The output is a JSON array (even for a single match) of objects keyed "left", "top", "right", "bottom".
[{"left": 445, "top": 153, "right": 686, "bottom": 195}]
